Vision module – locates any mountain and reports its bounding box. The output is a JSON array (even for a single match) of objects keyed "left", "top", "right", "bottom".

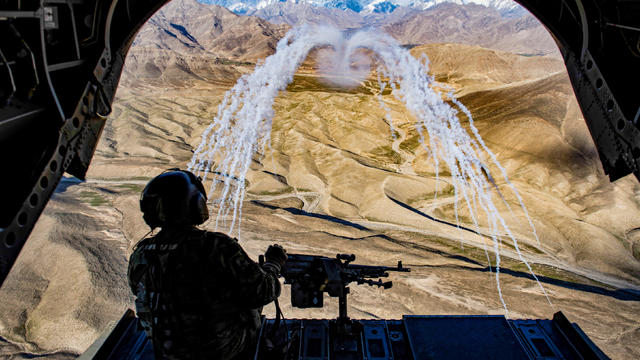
[
  {"left": 249, "top": 1, "right": 558, "bottom": 56},
  {"left": 132, "top": 0, "right": 288, "bottom": 60},
  {"left": 199, "top": 0, "right": 523, "bottom": 15},
  {"left": 383, "top": 3, "right": 559, "bottom": 56},
  {"left": 248, "top": 2, "right": 365, "bottom": 28},
  {"left": 123, "top": 0, "right": 289, "bottom": 85},
  {"left": 369, "top": 1, "right": 398, "bottom": 13},
  {"left": 141, "top": 0, "right": 557, "bottom": 57}
]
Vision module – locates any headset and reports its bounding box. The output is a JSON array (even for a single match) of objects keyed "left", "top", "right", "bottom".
[{"left": 140, "top": 169, "right": 209, "bottom": 228}]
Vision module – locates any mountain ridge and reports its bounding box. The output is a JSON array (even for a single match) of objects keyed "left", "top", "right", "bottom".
[
  {"left": 199, "top": 0, "right": 523, "bottom": 15},
  {"left": 149, "top": 0, "right": 559, "bottom": 57},
  {"left": 132, "top": 0, "right": 289, "bottom": 60}
]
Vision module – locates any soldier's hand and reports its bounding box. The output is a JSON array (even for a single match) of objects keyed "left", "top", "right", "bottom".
[{"left": 265, "top": 244, "right": 287, "bottom": 269}]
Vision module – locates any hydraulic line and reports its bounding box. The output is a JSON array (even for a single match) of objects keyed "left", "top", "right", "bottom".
[
  {"left": 0, "top": 47, "right": 17, "bottom": 101},
  {"left": 9, "top": 23, "right": 40, "bottom": 98}
]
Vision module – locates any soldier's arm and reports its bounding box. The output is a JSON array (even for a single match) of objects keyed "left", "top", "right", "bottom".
[
  {"left": 127, "top": 249, "right": 143, "bottom": 295},
  {"left": 221, "top": 239, "right": 281, "bottom": 308},
  {"left": 126, "top": 246, "right": 154, "bottom": 336}
]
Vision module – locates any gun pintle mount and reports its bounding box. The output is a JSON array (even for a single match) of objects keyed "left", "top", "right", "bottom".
[{"left": 278, "top": 253, "right": 410, "bottom": 322}]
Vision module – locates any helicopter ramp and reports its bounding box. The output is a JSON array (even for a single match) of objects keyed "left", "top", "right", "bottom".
[{"left": 81, "top": 310, "right": 609, "bottom": 359}]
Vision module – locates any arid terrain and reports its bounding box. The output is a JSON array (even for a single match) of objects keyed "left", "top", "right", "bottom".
[{"left": 1, "top": 0, "right": 639, "bottom": 359}]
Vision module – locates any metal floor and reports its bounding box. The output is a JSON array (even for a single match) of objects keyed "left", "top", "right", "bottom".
[{"left": 81, "top": 310, "right": 609, "bottom": 359}]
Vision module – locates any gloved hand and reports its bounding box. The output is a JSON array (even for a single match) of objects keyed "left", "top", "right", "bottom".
[{"left": 264, "top": 244, "right": 287, "bottom": 274}]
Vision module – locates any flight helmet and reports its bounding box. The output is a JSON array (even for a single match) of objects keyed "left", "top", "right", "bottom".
[{"left": 140, "top": 169, "right": 209, "bottom": 228}]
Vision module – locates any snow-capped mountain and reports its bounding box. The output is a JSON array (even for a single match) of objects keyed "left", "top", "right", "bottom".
[{"left": 198, "top": 0, "right": 523, "bottom": 15}]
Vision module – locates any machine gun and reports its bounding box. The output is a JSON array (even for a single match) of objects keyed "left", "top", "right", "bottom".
[
  {"left": 257, "top": 252, "right": 410, "bottom": 358},
  {"left": 278, "top": 253, "right": 410, "bottom": 323}
]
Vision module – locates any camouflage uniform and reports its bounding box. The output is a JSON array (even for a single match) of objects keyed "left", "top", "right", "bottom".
[{"left": 127, "top": 226, "right": 281, "bottom": 359}]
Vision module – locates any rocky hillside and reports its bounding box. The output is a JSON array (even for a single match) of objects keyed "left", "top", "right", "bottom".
[
  {"left": 383, "top": 3, "right": 559, "bottom": 55},
  {"left": 133, "top": 0, "right": 288, "bottom": 59},
  {"left": 123, "top": 0, "right": 289, "bottom": 86},
  {"left": 125, "top": 0, "right": 562, "bottom": 89}
]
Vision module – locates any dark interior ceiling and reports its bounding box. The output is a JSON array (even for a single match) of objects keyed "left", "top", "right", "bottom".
[{"left": 0, "top": 0, "right": 638, "bottom": 288}]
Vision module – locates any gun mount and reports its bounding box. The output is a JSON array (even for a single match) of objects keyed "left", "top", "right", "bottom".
[{"left": 278, "top": 253, "right": 409, "bottom": 323}]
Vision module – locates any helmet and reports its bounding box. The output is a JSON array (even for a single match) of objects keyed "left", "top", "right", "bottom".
[{"left": 140, "top": 169, "right": 209, "bottom": 228}]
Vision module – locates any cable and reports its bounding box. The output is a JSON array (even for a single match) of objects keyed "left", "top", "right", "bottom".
[
  {"left": 92, "top": 76, "right": 113, "bottom": 118},
  {"left": 11, "top": 24, "right": 39, "bottom": 97},
  {"left": 0, "top": 48, "right": 17, "bottom": 102},
  {"left": 262, "top": 296, "right": 293, "bottom": 359}
]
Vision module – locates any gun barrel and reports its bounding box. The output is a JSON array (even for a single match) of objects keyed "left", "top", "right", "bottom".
[
  {"left": 347, "top": 264, "right": 410, "bottom": 272},
  {"left": 282, "top": 253, "right": 411, "bottom": 278}
]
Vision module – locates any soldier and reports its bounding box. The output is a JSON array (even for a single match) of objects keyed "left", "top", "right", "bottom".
[{"left": 128, "top": 169, "right": 287, "bottom": 359}]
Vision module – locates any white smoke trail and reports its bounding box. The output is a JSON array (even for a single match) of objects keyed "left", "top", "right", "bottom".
[{"left": 188, "top": 24, "right": 549, "bottom": 313}]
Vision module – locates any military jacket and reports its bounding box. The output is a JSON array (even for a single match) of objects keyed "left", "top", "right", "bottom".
[{"left": 127, "top": 226, "right": 280, "bottom": 359}]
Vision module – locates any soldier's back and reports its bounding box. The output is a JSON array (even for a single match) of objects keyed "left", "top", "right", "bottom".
[{"left": 128, "top": 226, "right": 259, "bottom": 359}]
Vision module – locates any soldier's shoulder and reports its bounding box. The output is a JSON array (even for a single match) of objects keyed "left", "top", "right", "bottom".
[
  {"left": 183, "top": 230, "right": 238, "bottom": 253},
  {"left": 201, "top": 230, "right": 237, "bottom": 243},
  {"left": 131, "top": 236, "right": 154, "bottom": 252},
  {"left": 128, "top": 236, "right": 155, "bottom": 271}
]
